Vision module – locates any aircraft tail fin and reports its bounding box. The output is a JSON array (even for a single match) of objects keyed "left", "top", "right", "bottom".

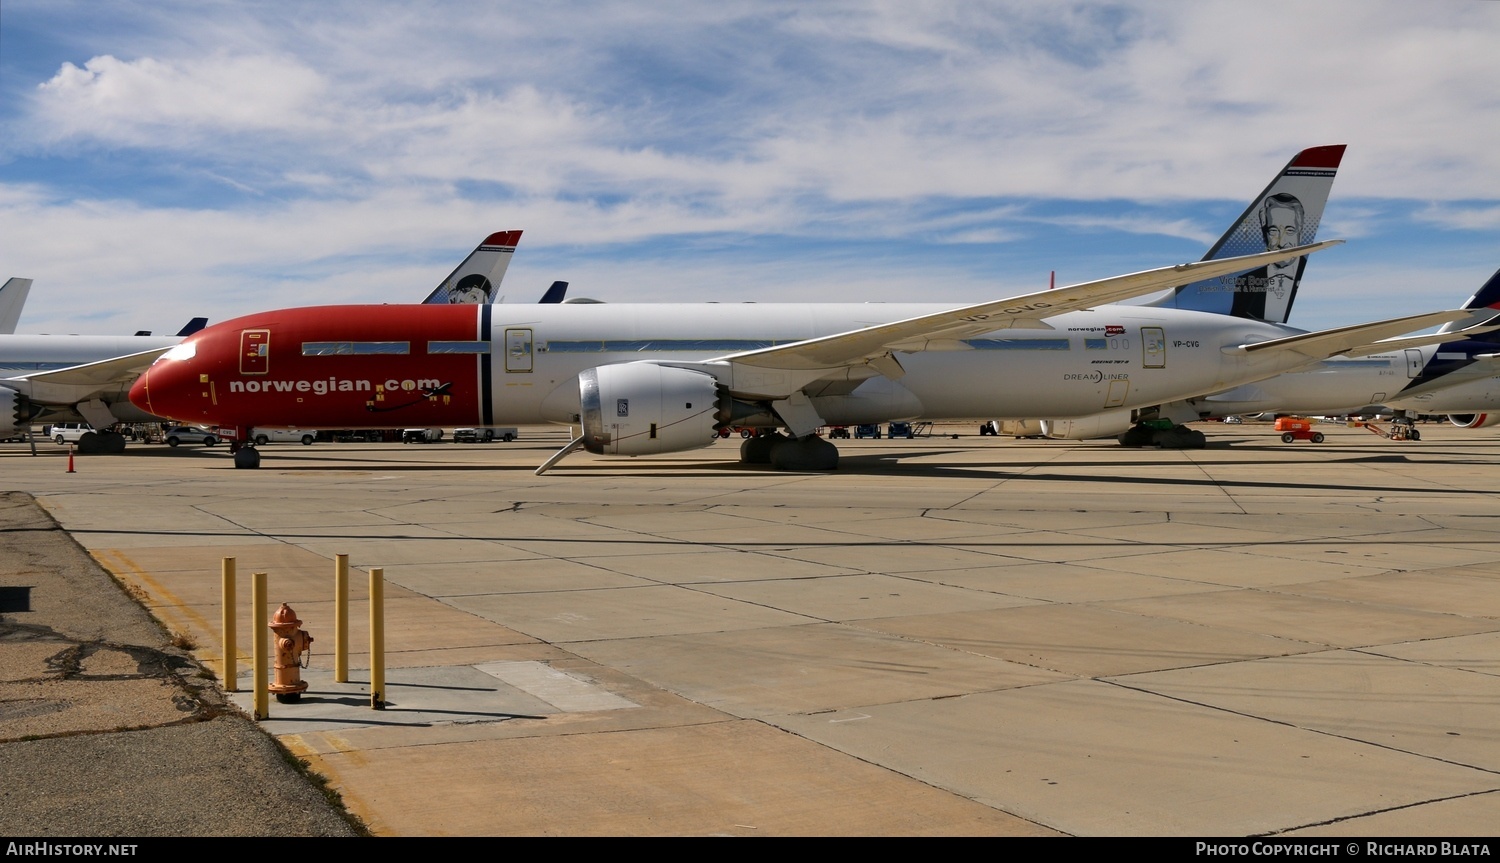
[
  {"left": 538, "top": 281, "right": 569, "bottom": 304},
  {"left": 1152, "top": 145, "right": 1345, "bottom": 323},
  {"left": 175, "top": 317, "right": 209, "bottom": 337},
  {"left": 0, "top": 278, "right": 34, "bottom": 334},
  {"left": 422, "top": 230, "right": 523, "bottom": 304},
  {"left": 1436, "top": 267, "right": 1500, "bottom": 340}
]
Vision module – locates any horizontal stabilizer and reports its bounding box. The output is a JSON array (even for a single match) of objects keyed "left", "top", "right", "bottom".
[
  {"left": 1228, "top": 310, "right": 1491, "bottom": 361},
  {"left": 1341, "top": 314, "right": 1500, "bottom": 358}
]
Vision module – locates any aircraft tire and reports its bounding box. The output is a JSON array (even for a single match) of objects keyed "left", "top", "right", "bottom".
[
  {"left": 76, "top": 432, "right": 103, "bottom": 454},
  {"left": 99, "top": 431, "right": 127, "bottom": 454},
  {"left": 739, "top": 432, "right": 786, "bottom": 464},
  {"left": 234, "top": 447, "right": 262, "bottom": 469},
  {"left": 1117, "top": 425, "right": 1154, "bottom": 448},
  {"left": 1154, "top": 426, "right": 1206, "bottom": 449},
  {"left": 769, "top": 435, "right": 839, "bottom": 471}
]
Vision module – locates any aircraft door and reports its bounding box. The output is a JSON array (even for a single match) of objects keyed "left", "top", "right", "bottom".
[
  {"left": 1142, "top": 327, "right": 1166, "bottom": 369},
  {"left": 240, "top": 329, "right": 269, "bottom": 375},
  {"left": 1405, "top": 349, "right": 1424, "bottom": 379},
  {"left": 505, "top": 328, "right": 533, "bottom": 373}
]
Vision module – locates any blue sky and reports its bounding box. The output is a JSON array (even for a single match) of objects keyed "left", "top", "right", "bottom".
[{"left": 2, "top": 1, "right": 1499, "bottom": 334}]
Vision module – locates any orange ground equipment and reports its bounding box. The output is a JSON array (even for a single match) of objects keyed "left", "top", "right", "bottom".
[{"left": 1273, "top": 417, "right": 1325, "bottom": 444}]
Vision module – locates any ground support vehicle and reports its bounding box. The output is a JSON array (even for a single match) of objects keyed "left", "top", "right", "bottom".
[
  {"left": 453, "top": 427, "right": 518, "bottom": 443},
  {"left": 1352, "top": 419, "right": 1420, "bottom": 441},
  {"left": 1274, "top": 417, "right": 1325, "bottom": 444}
]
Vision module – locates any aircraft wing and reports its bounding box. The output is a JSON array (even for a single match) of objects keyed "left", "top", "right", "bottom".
[
  {"left": 717, "top": 242, "right": 1342, "bottom": 371},
  {"left": 8, "top": 346, "right": 175, "bottom": 389},
  {"left": 1229, "top": 311, "right": 1500, "bottom": 361}
]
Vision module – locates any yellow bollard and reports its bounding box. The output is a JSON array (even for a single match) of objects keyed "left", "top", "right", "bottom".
[
  {"left": 252, "top": 571, "right": 269, "bottom": 720},
  {"left": 370, "top": 567, "right": 385, "bottom": 709},
  {"left": 222, "top": 557, "right": 237, "bottom": 692},
  {"left": 334, "top": 553, "right": 349, "bottom": 683}
]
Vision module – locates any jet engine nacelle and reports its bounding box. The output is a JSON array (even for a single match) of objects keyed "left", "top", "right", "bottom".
[
  {"left": 579, "top": 363, "right": 727, "bottom": 456},
  {"left": 1, "top": 387, "right": 31, "bottom": 438},
  {"left": 1447, "top": 413, "right": 1500, "bottom": 429},
  {"left": 1041, "top": 410, "right": 1134, "bottom": 440}
]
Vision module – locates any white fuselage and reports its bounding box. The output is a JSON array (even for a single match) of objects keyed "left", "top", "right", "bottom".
[{"left": 475, "top": 303, "right": 1328, "bottom": 424}]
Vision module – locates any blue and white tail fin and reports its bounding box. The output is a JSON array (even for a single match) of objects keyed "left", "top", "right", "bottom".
[
  {"left": 421, "top": 230, "right": 523, "bottom": 304},
  {"left": 1150, "top": 144, "right": 1345, "bottom": 323},
  {"left": 0, "top": 277, "right": 33, "bottom": 334},
  {"left": 175, "top": 317, "right": 209, "bottom": 337},
  {"left": 538, "top": 280, "right": 569, "bottom": 304}
]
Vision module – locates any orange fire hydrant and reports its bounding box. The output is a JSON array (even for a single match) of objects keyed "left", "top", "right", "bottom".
[{"left": 269, "top": 603, "right": 313, "bottom": 704}]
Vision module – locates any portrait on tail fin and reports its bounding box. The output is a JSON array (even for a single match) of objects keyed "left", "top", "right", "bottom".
[
  {"left": 1154, "top": 144, "right": 1345, "bottom": 323},
  {"left": 1229, "top": 192, "right": 1307, "bottom": 322},
  {"left": 422, "top": 230, "right": 523, "bottom": 304}
]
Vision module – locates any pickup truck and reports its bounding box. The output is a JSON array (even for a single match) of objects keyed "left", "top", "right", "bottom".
[{"left": 251, "top": 427, "right": 317, "bottom": 445}]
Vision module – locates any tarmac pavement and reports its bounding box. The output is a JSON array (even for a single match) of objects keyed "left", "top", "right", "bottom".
[
  {"left": 0, "top": 491, "right": 359, "bottom": 837},
  {"left": 3, "top": 422, "right": 1500, "bottom": 836}
]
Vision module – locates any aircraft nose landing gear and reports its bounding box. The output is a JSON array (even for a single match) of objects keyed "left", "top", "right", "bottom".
[{"left": 233, "top": 444, "right": 261, "bottom": 469}]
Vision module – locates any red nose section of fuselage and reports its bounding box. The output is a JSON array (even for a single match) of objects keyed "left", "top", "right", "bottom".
[
  {"left": 130, "top": 341, "right": 202, "bottom": 424},
  {"left": 129, "top": 305, "right": 486, "bottom": 430}
]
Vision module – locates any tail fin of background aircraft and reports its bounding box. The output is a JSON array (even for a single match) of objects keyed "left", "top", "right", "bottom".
[
  {"left": 538, "top": 280, "right": 569, "bottom": 304},
  {"left": 1149, "top": 144, "right": 1346, "bottom": 323},
  {"left": 421, "top": 230, "right": 523, "bottom": 304},
  {"left": 1436, "top": 267, "right": 1500, "bottom": 339},
  {"left": 175, "top": 317, "right": 209, "bottom": 337},
  {"left": 0, "top": 278, "right": 34, "bottom": 334}
]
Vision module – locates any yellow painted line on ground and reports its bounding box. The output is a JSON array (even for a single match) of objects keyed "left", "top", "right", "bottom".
[
  {"left": 94, "top": 548, "right": 225, "bottom": 655},
  {"left": 281, "top": 735, "right": 382, "bottom": 834}
]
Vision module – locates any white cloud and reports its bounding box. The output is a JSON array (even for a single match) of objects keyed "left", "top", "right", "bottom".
[{"left": 33, "top": 54, "right": 329, "bottom": 145}]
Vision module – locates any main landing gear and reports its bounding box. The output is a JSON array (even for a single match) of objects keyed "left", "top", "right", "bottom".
[
  {"left": 1117, "top": 421, "right": 1206, "bottom": 449},
  {"left": 739, "top": 431, "right": 840, "bottom": 471}
]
